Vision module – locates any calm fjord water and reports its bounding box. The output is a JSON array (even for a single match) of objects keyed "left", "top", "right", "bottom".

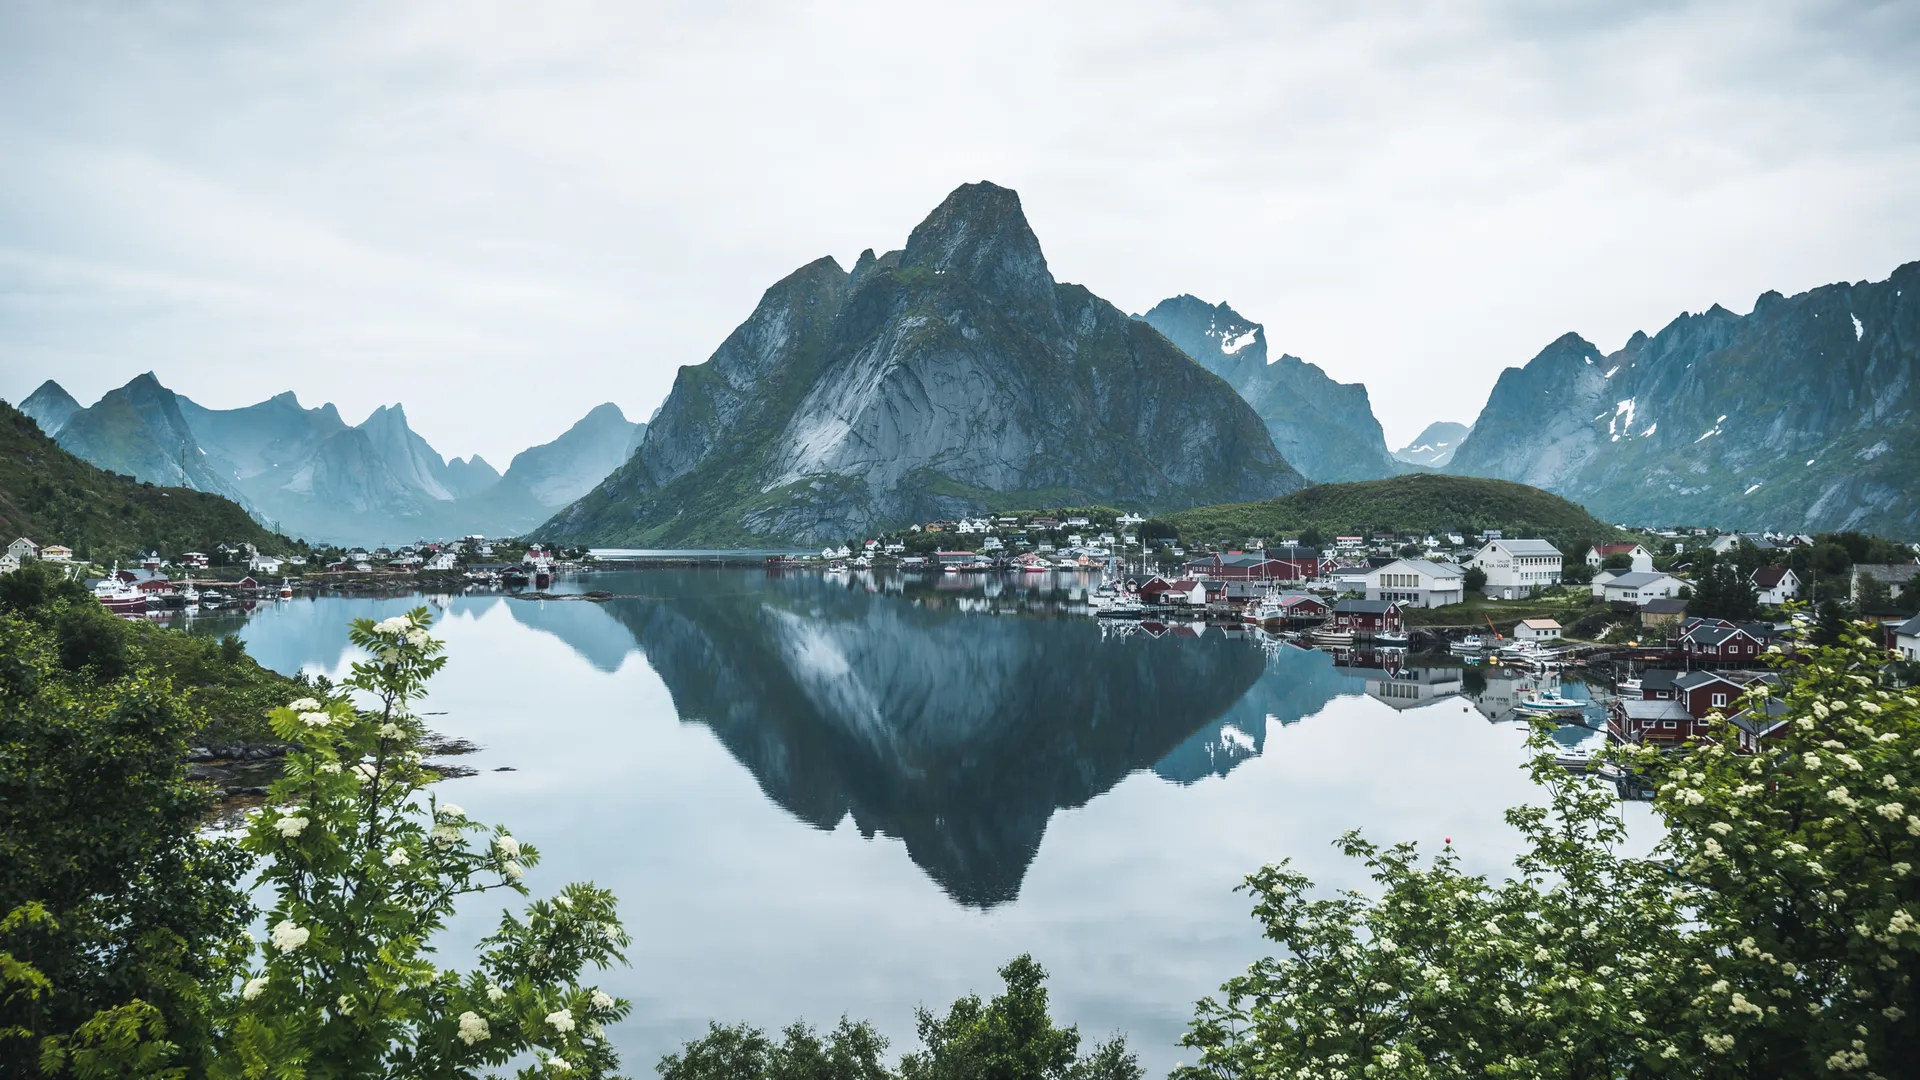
[{"left": 197, "top": 569, "right": 1635, "bottom": 1073}]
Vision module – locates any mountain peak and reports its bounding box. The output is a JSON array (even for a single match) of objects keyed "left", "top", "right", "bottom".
[
  {"left": 19, "top": 380, "right": 82, "bottom": 437},
  {"left": 901, "top": 181, "right": 1051, "bottom": 298}
]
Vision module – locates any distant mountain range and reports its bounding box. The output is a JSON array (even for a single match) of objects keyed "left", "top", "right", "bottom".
[
  {"left": 1394, "top": 421, "right": 1471, "bottom": 468},
  {"left": 16, "top": 375, "right": 644, "bottom": 545},
  {"left": 1445, "top": 261, "right": 1920, "bottom": 537},
  {"left": 1138, "top": 296, "right": 1397, "bottom": 482},
  {"left": 542, "top": 182, "right": 1305, "bottom": 547}
]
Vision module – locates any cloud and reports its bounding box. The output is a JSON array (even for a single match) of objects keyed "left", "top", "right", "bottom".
[{"left": 1, "top": 0, "right": 1916, "bottom": 462}]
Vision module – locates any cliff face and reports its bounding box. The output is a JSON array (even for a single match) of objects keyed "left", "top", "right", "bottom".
[
  {"left": 19, "top": 380, "right": 81, "bottom": 437},
  {"left": 1393, "top": 421, "right": 1471, "bottom": 468},
  {"left": 543, "top": 183, "right": 1304, "bottom": 546},
  {"left": 1448, "top": 262, "right": 1920, "bottom": 537},
  {"left": 1140, "top": 295, "right": 1396, "bottom": 482}
]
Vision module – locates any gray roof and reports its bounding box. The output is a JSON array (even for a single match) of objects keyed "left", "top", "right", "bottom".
[
  {"left": 1641, "top": 598, "right": 1690, "bottom": 615},
  {"left": 1380, "top": 558, "right": 1464, "bottom": 579},
  {"left": 1894, "top": 614, "right": 1920, "bottom": 637},
  {"left": 1675, "top": 670, "right": 1741, "bottom": 691},
  {"left": 1640, "top": 669, "right": 1680, "bottom": 692},
  {"left": 1602, "top": 571, "right": 1674, "bottom": 589},
  {"left": 1488, "top": 539, "right": 1562, "bottom": 556},
  {"left": 1624, "top": 699, "right": 1693, "bottom": 722},
  {"left": 1334, "top": 598, "right": 1400, "bottom": 613},
  {"left": 1855, "top": 563, "right": 1920, "bottom": 584}
]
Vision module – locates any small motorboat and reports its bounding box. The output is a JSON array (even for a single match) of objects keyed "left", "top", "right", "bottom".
[
  {"left": 1514, "top": 691, "right": 1590, "bottom": 719},
  {"left": 826, "top": 561, "right": 849, "bottom": 575},
  {"left": 1553, "top": 746, "right": 1600, "bottom": 770},
  {"left": 1374, "top": 631, "right": 1410, "bottom": 648},
  {"left": 1449, "top": 635, "right": 1486, "bottom": 653}
]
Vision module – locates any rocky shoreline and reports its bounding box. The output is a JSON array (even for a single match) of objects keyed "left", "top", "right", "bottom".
[{"left": 189, "top": 732, "right": 485, "bottom": 801}]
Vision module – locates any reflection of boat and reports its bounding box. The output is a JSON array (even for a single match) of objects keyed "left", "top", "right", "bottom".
[
  {"left": 1514, "top": 691, "right": 1589, "bottom": 718},
  {"left": 1553, "top": 746, "right": 1601, "bottom": 770}
]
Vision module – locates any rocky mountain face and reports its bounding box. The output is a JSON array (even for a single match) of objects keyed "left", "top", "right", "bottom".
[
  {"left": 442, "top": 456, "right": 502, "bottom": 499},
  {"left": 39, "top": 373, "right": 641, "bottom": 544},
  {"left": 19, "top": 380, "right": 81, "bottom": 437},
  {"left": 1447, "top": 261, "right": 1920, "bottom": 537},
  {"left": 53, "top": 373, "right": 250, "bottom": 504},
  {"left": 1393, "top": 421, "right": 1471, "bottom": 468},
  {"left": 455, "top": 403, "right": 644, "bottom": 535},
  {"left": 1139, "top": 296, "right": 1396, "bottom": 482},
  {"left": 544, "top": 182, "right": 1304, "bottom": 546}
]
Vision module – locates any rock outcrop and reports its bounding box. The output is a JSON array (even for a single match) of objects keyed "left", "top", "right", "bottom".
[
  {"left": 1447, "top": 262, "right": 1920, "bottom": 537},
  {"left": 1139, "top": 295, "right": 1396, "bottom": 482},
  {"left": 543, "top": 182, "right": 1304, "bottom": 546}
]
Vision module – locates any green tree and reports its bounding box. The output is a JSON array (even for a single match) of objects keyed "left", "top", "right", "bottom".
[
  {"left": 1298, "top": 527, "right": 1326, "bottom": 551},
  {"left": 1462, "top": 567, "right": 1486, "bottom": 593},
  {"left": 1, "top": 613, "right": 251, "bottom": 1078},
  {"left": 662, "top": 957, "right": 1140, "bottom": 1080},
  {"left": 1175, "top": 622, "right": 1920, "bottom": 1078},
  {"left": 214, "top": 610, "right": 633, "bottom": 1077}
]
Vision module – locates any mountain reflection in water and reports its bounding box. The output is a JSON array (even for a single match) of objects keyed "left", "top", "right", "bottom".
[{"left": 200, "top": 570, "right": 1597, "bottom": 909}]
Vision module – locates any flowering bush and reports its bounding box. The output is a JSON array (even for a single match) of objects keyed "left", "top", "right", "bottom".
[
  {"left": 215, "top": 608, "right": 632, "bottom": 1078},
  {"left": 1177, "top": 622, "right": 1918, "bottom": 1079}
]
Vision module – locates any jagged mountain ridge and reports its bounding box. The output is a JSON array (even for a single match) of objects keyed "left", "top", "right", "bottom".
[
  {"left": 1139, "top": 296, "right": 1397, "bottom": 482},
  {"left": 19, "top": 380, "right": 82, "bottom": 437},
  {"left": 1393, "top": 421, "right": 1471, "bottom": 468},
  {"left": 541, "top": 182, "right": 1305, "bottom": 546},
  {"left": 38, "top": 374, "right": 642, "bottom": 544},
  {"left": 1447, "top": 261, "right": 1920, "bottom": 537},
  {"left": 52, "top": 373, "right": 251, "bottom": 505}
]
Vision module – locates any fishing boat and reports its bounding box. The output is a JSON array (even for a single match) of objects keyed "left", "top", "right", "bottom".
[
  {"left": 1095, "top": 597, "right": 1145, "bottom": 618},
  {"left": 1247, "top": 595, "right": 1286, "bottom": 624},
  {"left": 278, "top": 578, "right": 294, "bottom": 600},
  {"left": 1513, "top": 690, "right": 1590, "bottom": 719},
  {"left": 94, "top": 576, "right": 148, "bottom": 615}
]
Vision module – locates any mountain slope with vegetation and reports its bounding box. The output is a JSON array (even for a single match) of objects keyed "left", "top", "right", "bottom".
[
  {"left": 1154, "top": 473, "right": 1623, "bottom": 553},
  {"left": 0, "top": 398, "right": 296, "bottom": 561},
  {"left": 542, "top": 182, "right": 1303, "bottom": 547}
]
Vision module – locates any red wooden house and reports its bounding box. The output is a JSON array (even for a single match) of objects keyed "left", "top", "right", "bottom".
[{"left": 1330, "top": 599, "right": 1403, "bottom": 634}]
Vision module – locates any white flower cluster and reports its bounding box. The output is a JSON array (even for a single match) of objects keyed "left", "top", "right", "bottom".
[
  {"left": 439, "top": 803, "right": 466, "bottom": 819},
  {"left": 385, "top": 847, "right": 411, "bottom": 868},
  {"left": 300, "top": 711, "right": 333, "bottom": 728},
  {"left": 591, "top": 989, "right": 614, "bottom": 1009},
  {"left": 457, "top": 1011, "right": 490, "bottom": 1045},
  {"left": 487, "top": 982, "right": 506, "bottom": 1002},
  {"left": 546, "top": 1008, "right": 576, "bottom": 1033},
  {"left": 547, "top": 1058, "right": 571, "bottom": 1072},
  {"left": 288, "top": 698, "right": 322, "bottom": 712},
  {"left": 375, "top": 616, "right": 412, "bottom": 635},
  {"left": 243, "top": 975, "right": 268, "bottom": 1000},
  {"left": 270, "top": 919, "right": 310, "bottom": 953},
  {"left": 274, "top": 815, "right": 309, "bottom": 839}
]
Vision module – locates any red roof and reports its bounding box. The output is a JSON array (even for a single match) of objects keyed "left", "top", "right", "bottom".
[
  {"left": 1593, "top": 543, "right": 1642, "bottom": 556},
  {"left": 1752, "top": 565, "right": 1791, "bottom": 588}
]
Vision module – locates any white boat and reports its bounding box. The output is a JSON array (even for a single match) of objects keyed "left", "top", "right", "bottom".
[
  {"left": 1514, "top": 691, "right": 1589, "bottom": 718},
  {"left": 942, "top": 564, "right": 958, "bottom": 575},
  {"left": 1449, "top": 635, "right": 1486, "bottom": 653},
  {"left": 1248, "top": 595, "right": 1286, "bottom": 623},
  {"left": 1374, "top": 630, "right": 1410, "bottom": 647},
  {"left": 277, "top": 578, "right": 294, "bottom": 600},
  {"left": 826, "top": 561, "right": 849, "bottom": 575},
  {"left": 94, "top": 575, "right": 148, "bottom": 615},
  {"left": 1553, "top": 746, "right": 1600, "bottom": 769},
  {"left": 1095, "top": 597, "right": 1145, "bottom": 618}
]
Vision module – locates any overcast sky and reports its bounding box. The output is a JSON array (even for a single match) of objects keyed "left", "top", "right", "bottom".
[{"left": 2, "top": 1, "right": 1917, "bottom": 467}]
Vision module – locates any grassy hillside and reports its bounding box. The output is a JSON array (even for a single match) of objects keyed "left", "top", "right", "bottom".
[
  {"left": 1155, "top": 474, "right": 1625, "bottom": 554},
  {"left": 0, "top": 399, "right": 301, "bottom": 561}
]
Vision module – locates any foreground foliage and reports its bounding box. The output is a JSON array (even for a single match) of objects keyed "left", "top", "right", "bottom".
[
  {"left": 1177, "top": 624, "right": 1918, "bottom": 1079},
  {"left": 662, "top": 956, "right": 1141, "bottom": 1080},
  {"left": 216, "top": 609, "right": 632, "bottom": 1077}
]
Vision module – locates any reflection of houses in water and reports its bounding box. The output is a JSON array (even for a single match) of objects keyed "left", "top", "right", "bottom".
[
  {"left": 1363, "top": 667, "right": 1466, "bottom": 711},
  {"left": 1466, "top": 667, "right": 1565, "bottom": 722}
]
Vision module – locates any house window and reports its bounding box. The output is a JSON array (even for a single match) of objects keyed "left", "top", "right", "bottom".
[
  {"left": 1663, "top": 720, "right": 1677, "bottom": 729},
  {"left": 1712, "top": 693, "right": 1727, "bottom": 707}
]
